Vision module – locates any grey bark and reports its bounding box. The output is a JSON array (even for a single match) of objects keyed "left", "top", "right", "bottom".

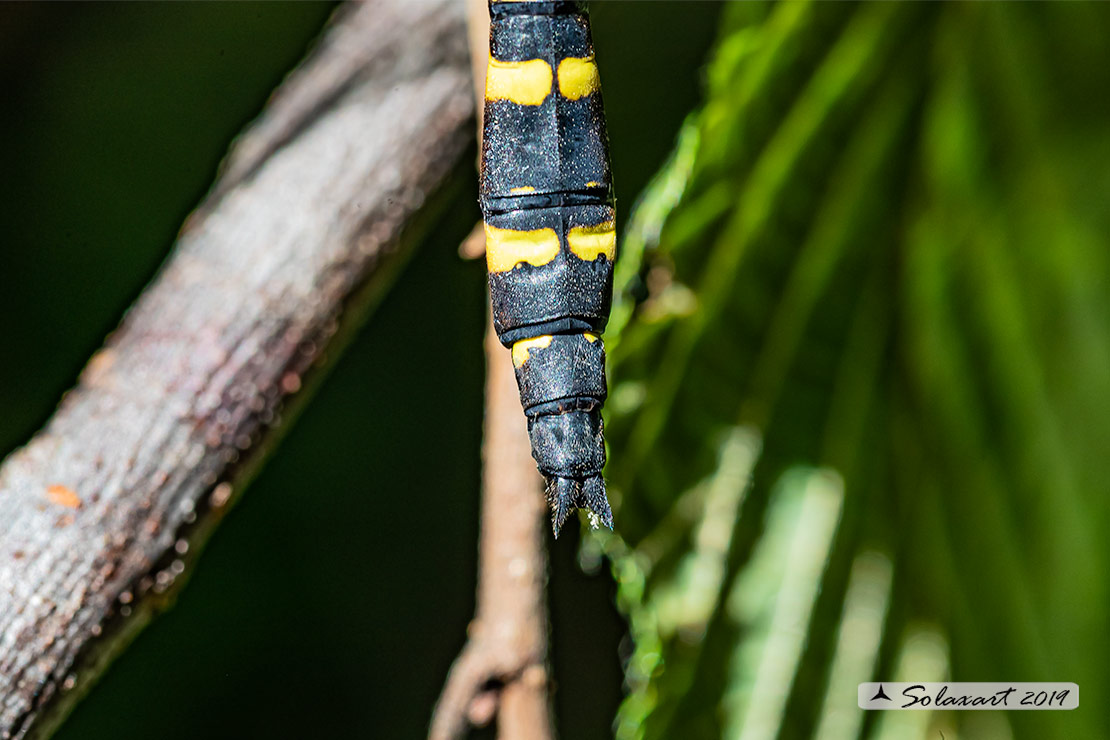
[{"left": 0, "top": 1, "right": 473, "bottom": 737}]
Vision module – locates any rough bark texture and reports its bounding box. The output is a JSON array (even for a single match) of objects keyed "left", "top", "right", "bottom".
[
  {"left": 429, "top": 2, "right": 554, "bottom": 738},
  {"left": 0, "top": 1, "right": 473, "bottom": 737}
]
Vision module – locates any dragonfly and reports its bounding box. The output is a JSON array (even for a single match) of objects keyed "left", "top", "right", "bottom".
[{"left": 479, "top": 0, "right": 616, "bottom": 537}]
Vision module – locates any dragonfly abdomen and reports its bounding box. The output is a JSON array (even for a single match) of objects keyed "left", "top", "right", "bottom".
[{"left": 480, "top": 0, "right": 615, "bottom": 536}]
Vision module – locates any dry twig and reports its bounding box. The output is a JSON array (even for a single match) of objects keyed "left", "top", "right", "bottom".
[
  {"left": 428, "top": 2, "right": 553, "bottom": 738},
  {"left": 428, "top": 319, "right": 553, "bottom": 740}
]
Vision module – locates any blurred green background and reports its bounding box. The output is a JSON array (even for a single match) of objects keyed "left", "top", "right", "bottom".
[{"left": 3, "top": 2, "right": 1109, "bottom": 739}]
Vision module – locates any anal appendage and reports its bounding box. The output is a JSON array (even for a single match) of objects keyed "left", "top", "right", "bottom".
[{"left": 546, "top": 473, "right": 612, "bottom": 538}]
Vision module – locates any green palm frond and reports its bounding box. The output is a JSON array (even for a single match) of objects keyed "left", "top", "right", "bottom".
[{"left": 598, "top": 3, "right": 1110, "bottom": 739}]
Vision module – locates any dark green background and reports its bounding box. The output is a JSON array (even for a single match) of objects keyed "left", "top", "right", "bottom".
[{"left": 0, "top": 3, "right": 719, "bottom": 738}]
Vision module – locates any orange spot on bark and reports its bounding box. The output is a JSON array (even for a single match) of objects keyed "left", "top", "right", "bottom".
[
  {"left": 281, "top": 373, "right": 302, "bottom": 394},
  {"left": 46, "top": 484, "right": 82, "bottom": 509},
  {"left": 81, "top": 348, "right": 117, "bottom": 386}
]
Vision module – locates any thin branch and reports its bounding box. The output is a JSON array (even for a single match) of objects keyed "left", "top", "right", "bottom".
[
  {"left": 428, "top": 314, "right": 553, "bottom": 740},
  {"left": 0, "top": 2, "right": 473, "bottom": 738},
  {"left": 428, "top": 2, "right": 553, "bottom": 738}
]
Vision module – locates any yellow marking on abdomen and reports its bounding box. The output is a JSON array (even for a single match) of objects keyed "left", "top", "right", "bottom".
[
  {"left": 567, "top": 221, "right": 616, "bottom": 262},
  {"left": 583, "top": 332, "right": 599, "bottom": 343},
  {"left": 586, "top": 181, "right": 600, "bottom": 188},
  {"left": 512, "top": 335, "right": 553, "bottom": 368},
  {"left": 484, "top": 223, "right": 561, "bottom": 272},
  {"left": 509, "top": 186, "right": 536, "bottom": 194},
  {"left": 557, "top": 56, "right": 600, "bottom": 100},
  {"left": 486, "top": 58, "right": 553, "bottom": 106}
]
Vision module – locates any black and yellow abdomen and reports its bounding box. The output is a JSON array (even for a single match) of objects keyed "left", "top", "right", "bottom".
[{"left": 481, "top": 0, "right": 615, "bottom": 536}]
